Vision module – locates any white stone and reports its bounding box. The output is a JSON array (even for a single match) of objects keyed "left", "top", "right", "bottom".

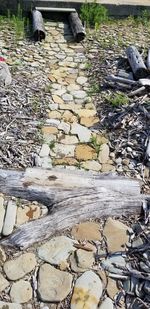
[
  {"left": 2, "top": 200, "right": 17, "bottom": 236},
  {"left": 98, "top": 297, "right": 114, "bottom": 309},
  {"left": 4, "top": 253, "right": 36, "bottom": 280},
  {"left": 72, "top": 90, "right": 87, "bottom": 99},
  {"left": 48, "top": 103, "right": 58, "bottom": 111},
  {"left": 59, "top": 135, "right": 78, "bottom": 144},
  {"left": 81, "top": 160, "right": 101, "bottom": 171},
  {"left": 0, "top": 195, "right": 5, "bottom": 234},
  {"left": 76, "top": 76, "right": 88, "bottom": 85},
  {"left": 71, "top": 271, "right": 102, "bottom": 309},
  {"left": 38, "top": 236, "right": 76, "bottom": 265},
  {"left": 0, "top": 301, "right": 22, "bottom": 309},
  {"left": 39, "top": 144, "right": 50, "bottom": 157},
  {"left": 45, "top": 119, "right": 60, "bottom": 126},
  {"left": 53, "top": 143, "right": 75, "bottom": 157},
  {"left": 98, "top": 144, "right": 110, "bottom": 164},
  {"left": 62, "top": 93, "right": 73, "bottom": 101},
  {"left": 10, "top": 280, "right": 32, "bottom": 303},
  {"left": 0, "top": 273, "right": 9, "bottom": 292},
  {"left": 38, "top": 263, "right": 73, "bottom": 302},
  {"left": 76, "top": 249, "right": 95, "bottom": 269},
  {"left": 40, "top": 157, "right": 52, "bottom": 169},
  {"left": 58, "top": 121, "right": 70, "bottom": 134},
  {"left": 71, "top": 123, "right": 91, "bottom": 142}
]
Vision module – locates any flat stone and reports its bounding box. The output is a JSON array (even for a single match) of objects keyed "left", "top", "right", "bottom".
[
  {"left": 70, "top": 252, "right": 86, "bottom": 273},
  {"left": 75, "top": 145, "right": 97, "bottom": 161},
  {"left": 59, "top": 103, "right": 82, "bottom": 112},
  {"left": 16, "top": 204, "right": 41, "bottom": 226},
  {"left": 0, "top": 195, "right": 5, "bottom": 234},
  {"left": 99, "top": 297, "right": 114, "bottom": 309},
  {"left": 52, "top": 95, "right": 64, "bottom": 104},
  {"left": 42, "top": 126, "right": 58, "bottom": 135},
  {"left": 38, "top": 236, "right": 76, "bottom": 265},
  {"left": 39, "top": 144, "right": 50, "bottom": 157},
  {"left": 80, "top": 116, "right": 99, "bottom": 127},
  {"left": 10, "top": 280, "right": 32, "bottom": 303},
  {"left": 48, "top": 103, "right": 58, "bottom": 111},
  {"left": 53, "top": 157, "right": 78, "bottom": 166},
  {"left": 107, "top": 278, "right": 119, "bottom": 299},
  {"left": 103, "top": 218, "right": 129, "bottom": 252},
  {"left": 40, "top": 157, "right": 52, "bottom": 169},
  {"left": 38, "top": 263, "right": 73, "bottom": 302},
  {"left": 75, "top": 109, "right": 96, "bottom": 118},
  {"left": 0, "top": 247, "right": 6, "bottom": 266},
  {"left": 43, "top": 134, "right": 56, "bottom": 144},
  {"left": 81, "top": 160, "right": 101, "bottom": 171},
  {"left": 0, "top": 273, "right": 9, "bottom": 292},
  {"left": 48, "top": 111, "right": 62, "bottom": 119},
  {"left": 45, "top": 119, "right": 60, "bottom": 126},
  {"left": 71, "top": 123, "right": 91, "bottom": 142},
  {"left": 76, "top": 76, "right": 88, "bottom": 85},
  {"left": 2, "top": 200, "right": 17, "bottom": 236},
  {"left": 53, "top": 143, "right": 75, "bottom": 157},
  {"left": 101, "top": 164, "right": 115, "bottom": 172},
  {"left": 59, "top": 135, "right": 78, "bottom": 144},
  {"left": 4, "top": 253, "right": 36, "bottom": 280},
  {"left": 0, "top": 302, "right": 22, "bottom": 309},
  {"left": 62, "top": 111, "right": 78, "bottom": 123},
  {"left": 62, "top": 93, "right": 73, "bottom": 101},
  {"left": 52, "top": 89, "right": 66, "bottom": 97},
  {"left": 93, "top": 133, "right": 109, "bottom": 145},
  {"left": 71, "top": 271, "right": 102, "bottom": 309},
  {"left": 58, "top": 121, "right": 70, "bottom": 134},
  {"left": 67, "top": 84, "right": 80, "bottom": 92},
  {"left": 71, "top": 222, "right": 102, "bottom": 241},
  {"left": 72, "top": 90, "right": 87, "bottom": 99},
  {"left": 76, "top": 249, "right": 94, "bottom": 269},
  {"left": 98, "top": 144, "right": 110, "bottom": 164}
]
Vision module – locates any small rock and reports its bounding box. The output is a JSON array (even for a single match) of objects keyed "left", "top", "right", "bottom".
[
  {"left": 2, "top": 200, "right": 17, "bottom": 236},
  {"left": 71, "top": 123, "right": 91, "bottom": 142},
  {"left": 42, "top": 126, "right": 58, "bottom": 135},
  {"left": 38, "top": 263, "right": 73, "bottom": 302},
  {"left": 101, "top": 164, "right": 115, "bottom": 172},
  {"left": 38, "top": 236, "right": 76, "bottom": 265},
  {"left": 99, "top": 297, "right": 114, "bottom": 309},
  {"left": 75, "top": 109, "right": 96, "bottom": 118},
  {"left": 16, "top": 204, "right": 41, "bottom": 226},
  {"left": 0, "top": 195, "right": 5, "bottom": 234},
  {"left": 76, "top": 76, "right": 88, "bottom": 85},
  {"left": 0, "top": 273, "right": 9, "bottom": 292},
  {"left": 62, "top": 110, "right": 78, "bottom": 123},
  {"left": 53, "top": 157, "right": 78, "bottom": 166},
  {"left": 39, "top": 144, "right": 50, "bottom": 157},
  {"left": 103, "top": 217, "right": 129, "bottom": 252},
  {"left": 10, "top": 280, "right": 32, "bottom": 303},
  {"left": 76, "top": 249, "right": 94, "bottom": 269},
  {"left": 71, "top": 222, "right": 101, "bottom": 241},
  {"left": 72, "top": 90, "right": 87, "bottom": 99},
  {"left": 62, "top": 93, "right": 73, "bottom": 101},
  {"left": 4, "top": 253, "right": 36, "bottom": 280},
  {"left": 67, "top": 84, "right": 80, "bottom": 92},
  {"left": 0, "top": 301, "right": 22, "bottom": 309},
  {"left": 107, "top": 277, "right": 119, "bottom": 299},
  {"left": 58, "top": 121, "right": 70, "bottom": 134},
  {"left": 71, "top": 271, "right": 102, "bottom": 309},
  {"left": 48, "top": 111, "right": 62, "bottom": 119},
  {"left": 52, "top": 143, "right": 75, "bottom": 157},
  {"left": 98, "top": 144, "right": 110, "bottom": 164},
  {"left": 81, "top": 160, "right": 101, "bottom": 171},
  {"left": 80, "top": 116, "right": 99, "bottom": 127},
  {"left": 0, "top": 246, "right": 6, "bottom": 266},
  {"left": 59, "top": 135, "right": 78, "bottom": 144},
  {"left": 75, "top": 144, "right": 96, "bottom": 161}
]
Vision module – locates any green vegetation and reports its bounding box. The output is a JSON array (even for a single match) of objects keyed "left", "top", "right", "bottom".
[
  {"left": 90, "top": 136, "right": 102, "bottom": 153},
  {"left": 80, "top": 2, "right": 108, "bottom": 28},
  {"left": 88, "top": 84, "right": 100, "bottom": 96},
  {"left": 49, "top": 140, "right": 56, "bottom": 151},
  {"left": 106, "top": 93, "right": 129, "bottom": 107}
]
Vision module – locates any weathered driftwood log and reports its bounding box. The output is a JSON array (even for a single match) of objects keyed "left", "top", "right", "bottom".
[
  {"left": 0, "top": 168, "right": 143, "bottom": 249},
  {"left": 106, "top": 74, "right": 137, "bottom": 85},
  {"left": 147, "top": 49, "right": 150, "bottom": 69},
  {"left": 32, "top": 9, "right": 45, "bottom": 41},
  {"left": 126, "top": 46, "right": 148, "bottom": 80},
  {"left": 68, "top": 12, "right": 85, "bottom": 42}
]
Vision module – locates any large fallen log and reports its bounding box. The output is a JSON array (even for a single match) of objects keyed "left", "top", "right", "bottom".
[
  {"left": 68, "top": 12, "right": 85, "bottom": 42},
  {"left": 0, "top": 168, "right": 143, "bottom": 249},
  {"left": 32, "top": 9, "right": 45, "bottom": 41},
  {"left": 126, "top": 46, "right": 148, "bottom": 80}
]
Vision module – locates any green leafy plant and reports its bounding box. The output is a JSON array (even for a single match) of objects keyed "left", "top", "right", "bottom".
[
  {"left": 90, "top": 136, "right": 102, "bottom": 153},
  {"left": 49, "top": 140, "right": 56, "bottom": 150},
  {"left": 88, "top": 84, "right": 100, "bottom": 95},
  {"left": 107, "top": 93, "right": 129, "bottom": 107},
  {"left": 136, "top": 9, "right": 150, "bottom": 26},
  {"left": 80, "top": 2, "right": 108, "bottom": 28}
]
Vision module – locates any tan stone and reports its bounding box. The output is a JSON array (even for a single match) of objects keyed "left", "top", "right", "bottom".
[
  {"left": 75, "top": 145, "right": 97, "bottom": 161},
  {"left": 48, "top": 111, "right": 62, "bottom": 119},
  {"left": 52, "top": 95, "right": 64, "bottom": 104},
  {"left": 59, "top": 103, "right": 82, "bottom": 112},
  {"left": 53, "top": 158, "right": 78, "bottom": 166},
  {"left": 0, "top": 273, "right": 9, "bottom": 292},
  {"left": 97, "top": 270, "right": 107, "bottom": 288},
  {"left": 75, "top": 109, "right": 97, "bottom": 118},
  {"left": 85, "top": 103, "right": 96, "bottom": 110},
  {"left": 62, "top": 111, "right": 78, "bottom": 123},
  {"left": 80, "top": 116, "right": 99, "bottom": 127},
  {"left": 107, "top": 278, "right": 119, "bottom": 299},
  {"left": 81, "top": 160, "right": 101, "bottom": 171},
  {"left": 101, "top": 164, "right": 115, "bottom": 172},
  {"left": 42, "top": 126, "right": 58, "bottom": 135},
  {"left": 71, "top": 222, "right": 102, "bottom": 241},
  {"left": 98, "top": 144, "right": 110, "bottom": 164},
  {"left": 103, "top": 218, "right": 129, "bottom": 252},
  {"left": 16, "top": 204, "right": 41, "bottom": 226},
  {"left": 59, "top": 135, "right": 78, "bottom": 144},
  {"left": 10, "top": 280, "right": 32, "bottom": 303},
  {"left": 92, "top": 133, "right": 109, "bottom": 145}
]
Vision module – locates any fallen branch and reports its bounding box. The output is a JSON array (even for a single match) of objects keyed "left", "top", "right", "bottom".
[
  {"left": 32, "top": 9, "right": 45, "bottom": 41},
  {"left": 0, "top": 168, "right": 143, "bottom": 249},
  {"left": 68, "top": 12, "right": 85, "bottom": 42},
  {"left": 126, "top": 46, "right": 148, "bottom": 79}
]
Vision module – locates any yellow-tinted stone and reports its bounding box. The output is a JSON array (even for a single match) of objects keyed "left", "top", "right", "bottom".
[
  {"left": 42, "top": 126, "right": 58, "bottom": 135},
  {"left": 80, "top": 116, "right": 99, "bottom": 127},
  {"left": 92, "top": 133, "right": 109, "bottom": 145},
  {"left": 48, "top": 111, "right": 62, "bottom": 119},
  {"left": 75, "top": 109, "right": 97, "bottom": 118},
  {"left": 75, "top": 144, "right": 97, "bottom": 161},
  {"left": 71, "top": 222, "right": 102, "bottom": 241},
  {"left": 107, "top": 278, "right": 119, "bottom": 299},
  {"left": 101, "top": 164, "right": 115, "bottom": 172},
  {"left": 53, "top": 157, "right": 78, "bottom": 166},
  {"left": 62, "top": 111, "right": 78, "bottom": 123},
  {"left": 52, "top": 95, "right": 64, "bottom": 104}
]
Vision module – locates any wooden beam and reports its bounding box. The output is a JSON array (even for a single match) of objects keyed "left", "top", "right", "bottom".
[
  {"left": 0, "top": 168, "right": 143, "bottom": 249},
  {"left": 32, "top": 9, "right": 45, "bottom": 41},
  {"left": 126, "top": 46, "right": 148, "bottom": 80}
]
